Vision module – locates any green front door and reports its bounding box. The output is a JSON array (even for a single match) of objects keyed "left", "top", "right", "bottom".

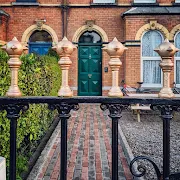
[{"left": 78, "top": 45, "right": 102, "bottom": 96}]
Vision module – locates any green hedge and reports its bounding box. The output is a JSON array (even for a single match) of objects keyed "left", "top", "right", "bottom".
[{"left": 0, "top": 50, "right": 61, "bottom": 179}]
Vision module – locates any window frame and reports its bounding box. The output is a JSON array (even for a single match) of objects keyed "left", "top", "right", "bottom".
[
  {"left": 141, "top": 30, "right": 163, "bottom": 88},
  {"left": 174, "top": 31, "right": 180, "bottom": 87},
  {"left": 93, "top": 0, "right": 115, "bottom": 3},
  {"left": 16, "top": 0, "right": 36, "bottom": 2},
  {"left": 134, "top": 0, "right": 156, "bottom": 3}
]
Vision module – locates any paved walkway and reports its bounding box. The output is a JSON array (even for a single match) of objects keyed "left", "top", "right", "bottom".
[{"left": 28, "top": 104, "right": 132, "bottom": 180}]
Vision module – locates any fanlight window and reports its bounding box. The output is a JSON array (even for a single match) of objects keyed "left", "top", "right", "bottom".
[
  {"left": 79, "top": 31, "right": 102, "bottom": 44},
  {"left": 29, "top": 30, "right": 52, "bottom": 42},
  {"left": 175, "top": 32, "right": 180, "bottom": 85},
  {"left": 141, "top": 30, "right": 163, "bottom": 87}
]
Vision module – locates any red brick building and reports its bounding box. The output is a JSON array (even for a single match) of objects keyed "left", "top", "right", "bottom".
[{"left": 1, "top": 0, "right": 180, "bottom": 95}]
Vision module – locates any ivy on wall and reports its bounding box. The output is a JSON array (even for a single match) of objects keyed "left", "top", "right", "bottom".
[{"left": 0, "top": 50, "right": 61, "bottom": 179}]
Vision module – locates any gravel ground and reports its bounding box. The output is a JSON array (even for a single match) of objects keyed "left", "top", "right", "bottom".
[{"left": 119, "top": 109, "right": 180, "bottom": 180}]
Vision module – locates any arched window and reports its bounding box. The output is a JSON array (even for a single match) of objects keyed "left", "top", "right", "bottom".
[
  {"left": 79, "top": 31, "right": 102, "bottom": 43},
  {"left": 29, "top": 30, "right": 52, "bottom": 42},
  {"left": 175, "top": 32, "right": 180, "bottom": 86},
  {"left": 142, "top": 30, "right": 163, "bottom": 87},
  {"left": 29, "top": 30, "right": 52, "bottom": 55}
]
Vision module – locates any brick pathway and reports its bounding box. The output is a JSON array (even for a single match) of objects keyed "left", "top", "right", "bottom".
[{"left": 28, "top": 104, "right": 132, "bottom": 180}]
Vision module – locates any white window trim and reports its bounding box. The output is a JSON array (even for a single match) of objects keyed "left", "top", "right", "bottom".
[
  {"left": 134, "top": 0, "right": 156, "bottom": 3},
  {"left": 93, "top": 0, "right": 115, "bottom": 3},
  {"left": 141, "top": 31, "right": 163, "bottom": 88},
  {"left": 174, "top": 58, "right": 180, "bottom": 87},
  {"left": 174, "top": 32, "right": 180, "bottom": 87}
]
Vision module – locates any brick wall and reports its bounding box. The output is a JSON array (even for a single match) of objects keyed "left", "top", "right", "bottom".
[
  {"left": 0, "top": 16, "right": 7, "bottom": 41},
  {"left": 1, "top": 1, "right": 180, "bottom": 95}
]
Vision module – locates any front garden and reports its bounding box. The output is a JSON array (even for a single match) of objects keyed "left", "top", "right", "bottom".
[{"left": 0, "top": 49, "right": 61, "bottom": 179}]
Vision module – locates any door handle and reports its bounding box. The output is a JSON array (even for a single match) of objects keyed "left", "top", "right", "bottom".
[{"left": 88, "top": 74, "right": 92, "bottom": 78}]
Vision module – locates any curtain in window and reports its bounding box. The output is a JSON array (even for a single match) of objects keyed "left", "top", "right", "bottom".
[
  {"left": 143, "top": 60, "right": 161, "bottom": 83},
  {"left": 175, "top": 32, "right": 180, "bottom": 84},
  {"left": 142, "top": 31, "right": 163, "bottom": 85}
]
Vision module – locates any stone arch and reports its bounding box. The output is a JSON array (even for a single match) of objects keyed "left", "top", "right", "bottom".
[
  {"left": 135, "top": 20, "right": 169, "bottom": 40},
  {"left": 21, "top": 24, "right": 58, "bottom": 45},
  {"left": 72, "top": 24, "right": 108, "bottom": 43},
  {"left": 169, "top": 24, "right": 180, "bottom": 41}
]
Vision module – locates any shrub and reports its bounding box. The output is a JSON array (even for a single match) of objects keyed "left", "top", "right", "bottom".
[{"left": 0, "top": 50, "right": 61, "bottom": 179}]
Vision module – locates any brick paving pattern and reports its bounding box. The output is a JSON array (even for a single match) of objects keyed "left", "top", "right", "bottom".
[{"left": 34, "top": 104, "right": 132, "bottom": 180}]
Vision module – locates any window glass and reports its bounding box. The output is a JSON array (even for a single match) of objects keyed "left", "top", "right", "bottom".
[
  {"left": 29, "top": 30, "right": 52, "bottom": 42},
  {"left": 93, "top": 0, "right": 115, "bottom": 3},
  {"left": 175, "top": 32, "right": 180, "bottom": 84},
  {"left": 134, "top": 0, "right": 156, "bottom": 3},
  {"left": 142, "top": 30, "right": 163, "bottom": 86},
  {"left": 16, "top": 0, "right": 36, "bottom": 2},
  {"left": 79, "top": 31, "right": 102, "bottom": 43},
  {"left": 142, "top": 31, "right": 162, "bottom": 57}
]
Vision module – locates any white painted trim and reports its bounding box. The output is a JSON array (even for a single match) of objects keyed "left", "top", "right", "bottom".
[
  {"left": 141, "top": 30, "right": 163, "bottom": 88},
  {"left": 174, "top": 31, "right": 180, "bottom": 87}
]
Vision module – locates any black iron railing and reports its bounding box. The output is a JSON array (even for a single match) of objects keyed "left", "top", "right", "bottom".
[{"left": 0, "top": 96, "right": 180, "bottom": 180}]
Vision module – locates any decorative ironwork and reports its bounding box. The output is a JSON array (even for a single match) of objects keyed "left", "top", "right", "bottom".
[
  {"left": 100, "top": 103, "right": 129, "bottom": 118},
  {"left": 0, "top": 97, "right": 179, "bottom": 180},
  {"left": 0, "top": 104, "right": 29, "bottom": 180},
  {"left": 48, "top": 103, "right": 79, "bottom": 116},
  {"left": 101, "top": 103, "right": 129, "bottom": 180},
  {"left": 130, "top": 156, "right": 162, "bottom": 179},
  {"left": 48, "top": 102, "right": 79, "bottom": 180}
]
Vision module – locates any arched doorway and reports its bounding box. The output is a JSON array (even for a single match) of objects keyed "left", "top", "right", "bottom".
[
  {"left": 78, "top": 31, "right": 102, "bottom": 96},
  {"left": 29, "top": 30, "right": 52, "bottom": 55}
]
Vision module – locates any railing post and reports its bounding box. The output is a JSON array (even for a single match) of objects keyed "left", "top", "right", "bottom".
[
  {"left": 0, "top": 104, "right": 29, "bottom": 180},
  {"left": 154, "top": 39, "right": 179, "bottom": 98},
  {"left": 52, "top": 37, "right": 76, "bottom": 97},
  {"left": 101, "top": 104, "right": 126, "bottom": 180},
  {"left": 48, "top": 103, "right": 79, "bottom": 180},
  {"left": 102, "top": 37, "right": 127, "bottom": 97},
  {"left": 1, "top": 37, "right": 28, "bottom": 97},
  {"left": 159, "top": 105, "right": 173, "bottom": 180}
]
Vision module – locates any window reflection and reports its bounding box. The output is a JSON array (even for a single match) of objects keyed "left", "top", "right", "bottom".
[
  {"left": 79, "top": 31, "right": 102, "bottom": 43},
  {"left": 29, "top": 30, "right": 52, "bottom": 42}
]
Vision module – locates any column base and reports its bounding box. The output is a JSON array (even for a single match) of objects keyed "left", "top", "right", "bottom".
[
  {"left": 58, "top": 87, "right": 73, "bottom": 97},
  {"left": 6, "top": 86, "right": 22, "bottom": 97},
  {"left": 108, "top": 87, "right": 123, "bottom": 97},
  {"left": 158, "top": 88, "right": 174, "bottom": 98}
]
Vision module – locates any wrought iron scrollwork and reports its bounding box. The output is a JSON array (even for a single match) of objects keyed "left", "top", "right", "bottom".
[
  {"left": 130, "top": 156, "right": 162, "bottom": 179},
  {"left": 48, "top": 102, "right": 79, "bottom": 117},
  {"left": 0, "top": 104, "right": 29, "bottom": 119},
  {"left": 100, "top": 103, "right": 129, "bottom": 118},
  {"left": 150, "top": 104, "right": 174, "bottom": 118}
]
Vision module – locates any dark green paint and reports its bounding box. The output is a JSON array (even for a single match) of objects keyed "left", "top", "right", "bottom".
[{"left": 78, "top": 45, "right": 102, "bottom": 96}]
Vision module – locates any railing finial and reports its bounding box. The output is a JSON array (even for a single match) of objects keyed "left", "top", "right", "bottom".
[
  {"left": 154, "top": 39, "right": 179, "bottom": 98},
  {"left": 102, "top": 37, "right": 127, "bottom": 97},
  {"left": 1, "top": 37, "right": 28, "bottom": 97},
  {"left": 52, "top": 37, "right": 76, "bottom": 97}
]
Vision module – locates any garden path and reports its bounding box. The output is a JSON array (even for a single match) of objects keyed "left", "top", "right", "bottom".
[{"left": 27, "top": 104, "right": 132, "bottom": 180}]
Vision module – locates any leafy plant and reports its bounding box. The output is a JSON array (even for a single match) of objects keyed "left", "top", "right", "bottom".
[{"left": 0, "top": 50, "right": 61, "bottom": 179}]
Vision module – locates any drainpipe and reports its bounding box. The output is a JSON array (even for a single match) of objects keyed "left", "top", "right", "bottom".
[
  {"left": 6, "top": 16, "right": 10, "bottom": 41},
  {"left": 62, "top": 0, "right": 68, "bottom": 38}
]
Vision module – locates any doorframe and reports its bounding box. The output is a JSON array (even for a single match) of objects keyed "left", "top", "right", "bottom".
[{"left": 78, "top": 43, "right": 103, "bottom": 96}]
